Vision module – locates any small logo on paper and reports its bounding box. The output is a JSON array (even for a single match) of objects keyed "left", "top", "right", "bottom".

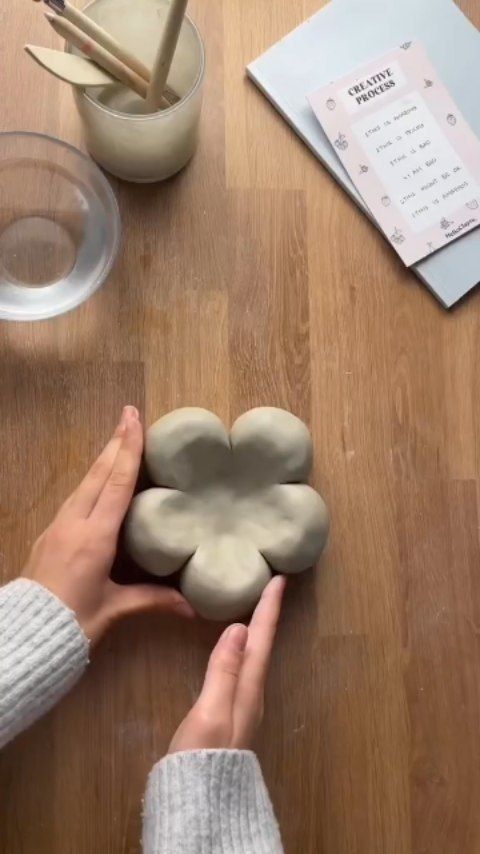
[
  {"left": 326, "top": 98, "right": 336, "bottom": 111},
  {"left": 445, "top": 218, "right": 477, "bottom": 239},
  {"left": 334, "top": 133, "right": 349, "bottom": 151},
  {"left": 391, "top": 227, "right": 405, "bottom": 245}
]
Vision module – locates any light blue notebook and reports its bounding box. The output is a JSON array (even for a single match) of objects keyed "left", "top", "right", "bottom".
[{"left": 247, "top": 0, "right": 480, "bottom": 308}]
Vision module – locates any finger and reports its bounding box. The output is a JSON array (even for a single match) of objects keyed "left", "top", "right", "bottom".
[
  {"left": 64, "top": 407, "right": 138, "bottom": 518},
  {"left": 239, "top": 575, "right": 286, "bottom": 696},
  {"left": 107, "top": 582, "right": 196, "bottom": 622},
  {"left": 198, "top": 623, "right": 248, "bottom": 716},
  {"left": 91, "top": 410, "right": 143, "bottom": 532}
]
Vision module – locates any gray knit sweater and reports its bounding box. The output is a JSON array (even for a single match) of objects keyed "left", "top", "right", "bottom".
[{"left": 0, "top": 579, "right": 283, "bottom": 853}]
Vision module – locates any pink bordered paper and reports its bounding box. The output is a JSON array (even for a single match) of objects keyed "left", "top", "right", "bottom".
[{"left": 308, "top": 42, "right": 480, "bottom": 266}]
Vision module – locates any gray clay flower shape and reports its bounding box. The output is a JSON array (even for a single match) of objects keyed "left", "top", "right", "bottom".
[{"left": 126, "top": 407, "right": 330, "bottom": 621}]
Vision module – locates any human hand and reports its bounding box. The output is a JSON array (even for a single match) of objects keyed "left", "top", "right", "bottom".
[
  {"left": 22, "top": 406, "right": 195, "bottom": 644},
  {"left": 168, "top": 575, "right": 286, "bottom": 753}
]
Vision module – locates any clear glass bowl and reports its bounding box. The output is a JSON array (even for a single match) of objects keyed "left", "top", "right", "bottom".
[{"left": 0, "top": 132, "right": 121, "bottom": 321}]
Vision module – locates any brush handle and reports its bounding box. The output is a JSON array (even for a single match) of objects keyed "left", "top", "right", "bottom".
[
  {"left": 45, "top": 12, "right": 148, "bottom": 98},
  {"left": 62, "top": 1, "right": 151, "bottom": 83},
  {"left": 146, "top": 0, "right": 188, "bottom": 111}
]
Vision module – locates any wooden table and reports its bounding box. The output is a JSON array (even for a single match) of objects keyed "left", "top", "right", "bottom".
[{"left": 2, "top": 1, "right": 480, "bottom": 851}]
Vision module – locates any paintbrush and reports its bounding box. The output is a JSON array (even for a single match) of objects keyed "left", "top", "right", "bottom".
[
  {"left": 44, "top": 11, "right": 148, "bottom": 97},
  {"left": 35, "top": 0, "right": 150, "bottom": 81},
  {"left": 32, "top": 0, "right": 178, "bottom": 108}
]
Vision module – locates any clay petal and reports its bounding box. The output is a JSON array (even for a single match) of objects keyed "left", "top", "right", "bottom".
[
  {"left": 145, "top": 408, "right": 232, "bottom": 490},
  {"left": 180, "top": 536, "right": 272, "bottom": 621},
  {"left": 230, "top": 407, "right": 313, "bottom": 485},
  {"left": 125, "top": 488, "right": 200, "bottom": 576},
  {"left": 243, "top": 483, "right": 329, "bottom": 573}
]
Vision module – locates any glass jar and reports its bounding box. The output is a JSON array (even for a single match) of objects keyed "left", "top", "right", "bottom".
[{"left": 72, "top": 0, "right": 205, "bottom": 182}]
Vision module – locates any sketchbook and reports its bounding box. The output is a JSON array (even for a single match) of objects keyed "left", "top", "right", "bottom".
[{"left": 247, "top": 0, "right": 480, "bottom": 307}]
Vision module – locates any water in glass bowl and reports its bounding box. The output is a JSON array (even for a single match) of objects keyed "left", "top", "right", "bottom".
[{"left": 0, "top": 132, "right": 120, "bottom": 321}]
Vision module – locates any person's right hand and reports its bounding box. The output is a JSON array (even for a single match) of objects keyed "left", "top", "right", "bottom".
[{"left": 168, "top": 575, "right": 286, "bottom": 753}]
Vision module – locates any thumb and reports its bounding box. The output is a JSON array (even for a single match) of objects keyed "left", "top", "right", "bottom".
[
  {"left": 198, "top": 624, "right": 248, "bottom": 716},
  {"left": 109, "top": 583, "right": 196, "bottom": 621}
]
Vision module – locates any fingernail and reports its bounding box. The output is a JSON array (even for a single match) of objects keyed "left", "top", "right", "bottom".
[
  {"left": 120, "top": 405, "right": 139, "bottom": 427},
  {"left": 225, "top": 623, "right": 248, "bottom": 652},
  {"left": 175, "top": 600, "right": 196, "bottom": 619}
]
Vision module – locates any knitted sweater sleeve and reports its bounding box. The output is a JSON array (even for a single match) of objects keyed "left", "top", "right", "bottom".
[
  {"left": 0, "top": 578, "right": 89, "bottom": 748},
  {"left": 0, "top": 579, "right": 283, "bottom": 852},
  {"left": 142, "top": 749, "right": 284, "bottom": 853}
]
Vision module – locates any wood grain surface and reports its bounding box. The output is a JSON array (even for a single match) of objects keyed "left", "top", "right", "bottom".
[{"left": 1, "top": 1, "right": 480, "bottom": 852}]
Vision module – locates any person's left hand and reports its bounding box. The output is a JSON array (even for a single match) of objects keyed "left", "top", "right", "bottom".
[{"left": 22, "top": 405, "right": 195, "bottom": 644}]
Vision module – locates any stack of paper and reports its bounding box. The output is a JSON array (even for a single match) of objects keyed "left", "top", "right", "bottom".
[{"left": 247, "top": 0, "right": 480, "bottom": 307}]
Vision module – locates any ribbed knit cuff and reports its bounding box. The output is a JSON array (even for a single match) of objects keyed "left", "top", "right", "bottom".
[
  {"left": 143, "top": 749, "right": 283, "bottom": 853},
  {"left": 0, "top": 578, "right": 89, "bottom": 748}
]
